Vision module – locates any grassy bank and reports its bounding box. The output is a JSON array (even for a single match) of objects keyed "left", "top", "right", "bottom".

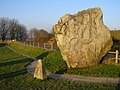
[
  {"left": 0, "top": 43, "right": 117, "bottom": 90},
  {"left": 110, "top": 30, "right": 120, "bottom": 52},
  {"left": 110, "top": 30, "right": 120, "bottom": 40},
  {"left": 9, "top": 42, "right": 67, "bottom": 73}
]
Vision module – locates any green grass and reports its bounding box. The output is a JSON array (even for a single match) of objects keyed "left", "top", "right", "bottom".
[
  {"left": 0, "top": 43, "right": 117, "bottom": 90},
  {"left": 9, "top": 42, "right": 46, "bottom": 58},
  {"left": 66, "top": 64, "right": 120, "bottom": 78},
  {"left": 110, "top": 30, "right": 120, "bottom": 52},
  {"left": 110, "top": 30, "right": 120, "bottom": 40},
  {"left": 9, "top": 42, "right": 67, "bottom": 73},
  {"left": 43, "top": 51, "right": 67, "bottom": 73}
]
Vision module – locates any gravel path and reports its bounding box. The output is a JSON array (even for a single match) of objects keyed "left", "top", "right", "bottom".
[{"left": 48, "top": 74, "right": 120, "bottom": 84}]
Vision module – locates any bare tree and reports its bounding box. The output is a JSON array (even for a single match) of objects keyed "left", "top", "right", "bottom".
[
  {"left": 28, "top": 28, "right": 38, "bottom": 41},
  {"left": 9, "top": 19, "right": 18, "bottom": 40},
  {"left": 0, "top": 17, "right": 10, "bottom": 42},
  {"left": 15, "top": 24, "right": 27, "bottom": 41}
]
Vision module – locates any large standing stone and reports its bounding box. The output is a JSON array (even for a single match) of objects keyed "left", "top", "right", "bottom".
[
  {"left": 53, "top": 7, "right": 113, "bottom": 68},
  {"left": 34, "top": 60, "right": 47, "bottom": 80}
]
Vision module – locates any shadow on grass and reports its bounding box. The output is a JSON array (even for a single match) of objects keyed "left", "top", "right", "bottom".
[
  {"left": 1, "top": 56, "right": 22, "bottom": 62},
  {"left": 0, "top": 69, "right": 27, "bottom": 80},
  {"left": 55, "top": 68, "right": 67, "bottom": 74},
  {"left": 0, "top": 43, "right": 7, "bottom": 47},
  {"left": 36, "top": 52, "right": 49, "bottom": 59},
  {"left": 116, "top": 78, "right": 120, "bottom": 90},
  {"left": 0, "top": 58, "right": 33, "bottom": 80},
  {"left": 0, "top": 58, "right": 33, "bottom": 67}
]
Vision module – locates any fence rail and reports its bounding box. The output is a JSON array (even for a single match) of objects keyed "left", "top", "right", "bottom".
[
  {"left": 108, "top": 50, "right": 119, "bottom": 64},
  {"left": 15, "top": 41, "right": 59, "bottom": 51}
]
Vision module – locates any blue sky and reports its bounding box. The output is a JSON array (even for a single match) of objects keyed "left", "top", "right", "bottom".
[{"left": 0, "top": 0, "right": 120, "bottom": 31}]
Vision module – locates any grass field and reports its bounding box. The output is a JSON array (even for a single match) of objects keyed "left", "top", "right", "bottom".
[{"left": 0, "top": 43, "right": 117, "bottom": 90}]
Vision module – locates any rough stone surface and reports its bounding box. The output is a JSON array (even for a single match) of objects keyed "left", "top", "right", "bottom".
[
  {"left": 53, "top": 7, "right": 113, "bottom": 68},
  {"left": 34, "top": 60, "right": 47, "bottom": 80}
]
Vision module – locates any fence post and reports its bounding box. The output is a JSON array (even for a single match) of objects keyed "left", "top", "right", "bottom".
[
  {"left": 115, "top": 50, "right": 119, "bottom": 64},
  {"left": 33, "top": 42, "right": 34, "bottom": 47},
  {"left": 44, "top": 43, "right": 46, "bottom": 49},
  {"left": 27, "top": 41, "right": 28, "bottom": 45},
  {"left": 51, "top": 43, "right": 53, "bottom": 50},
  {"left": 24, "top": 41, "right": 25, "bottom": 45},
  {"left": 37, "top": 42, "right": 39, "bottom": 48},
  {"left": 30, "top": 42, "right": 32, "bottom": 46}
]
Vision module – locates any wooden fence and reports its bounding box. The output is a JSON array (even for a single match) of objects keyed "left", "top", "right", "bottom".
[
  {"left": 44, "top": 43, "right": 54, "bottom": 50},
  {"left": 108, "top": 50, "right": 120, "bottom": 64},
  {"left": 16, "top": 41, "right": 59, "bottom": 51}
]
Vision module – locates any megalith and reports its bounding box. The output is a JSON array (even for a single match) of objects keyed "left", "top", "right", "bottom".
[{"left": 53, "top": 7, "right": 113, "bottom": 68}]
